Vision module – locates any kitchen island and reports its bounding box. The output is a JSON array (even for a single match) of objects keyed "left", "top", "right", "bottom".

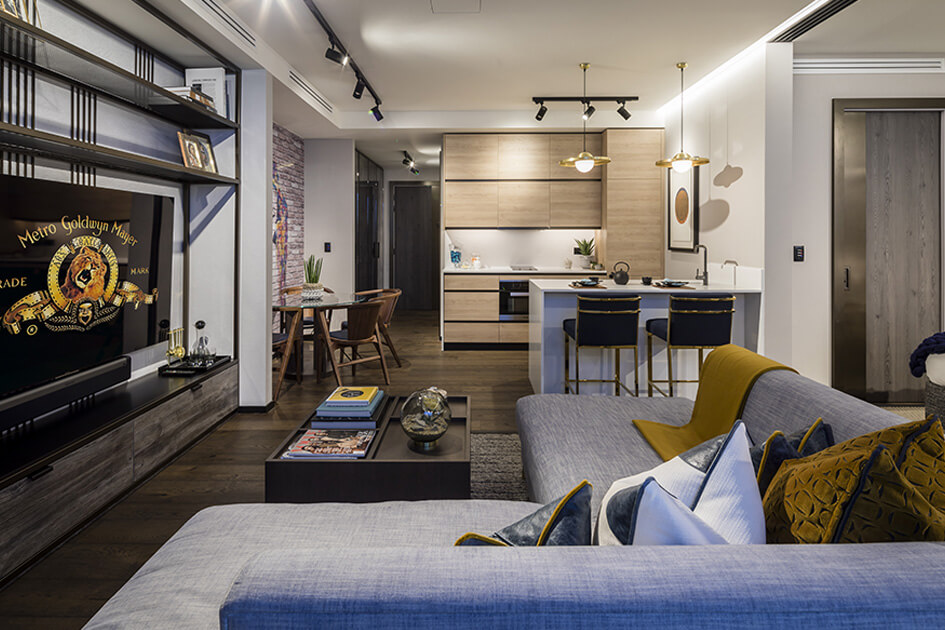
[{"left": 528, "top": 278, "right": 764, "bottom": 398}]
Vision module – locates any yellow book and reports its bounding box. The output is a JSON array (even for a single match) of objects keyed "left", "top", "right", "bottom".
[{"left": 325, "top": 386, "right": 379, "bottom": 406}]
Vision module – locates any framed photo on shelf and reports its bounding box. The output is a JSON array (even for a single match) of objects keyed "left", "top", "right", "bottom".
[
  {"left": 177, "top": 131, "right": 217, "bottom": 174},
  {"left": 667, "top": 166, "right": 700, "bottom": 252}
]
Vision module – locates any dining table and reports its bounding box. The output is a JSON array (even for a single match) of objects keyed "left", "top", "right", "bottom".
[{"left": 272, "top": 291, "right": 365, "bottom": 401}]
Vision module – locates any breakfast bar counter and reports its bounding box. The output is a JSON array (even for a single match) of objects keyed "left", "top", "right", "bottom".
[{"left": 528, "top": 278, "right": 764, "bottom": 398}]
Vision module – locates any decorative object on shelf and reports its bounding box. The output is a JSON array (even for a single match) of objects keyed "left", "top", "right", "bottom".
[
  {"left": 450, "top": 248, "right": 461, "bottom": 267},
  {"left": 165, "top": 327, "right": 185, "bottom": 366},
  {"left": 177, "top": 130, "right": 217, "bottom": 174},
  {"left": 303, "top": 254, "right": 324, "bottom": 300},
  {"left": 401, "top": 387, "right": 451, "bottom": 451},
  {"left": 668, "top": 165, "right": 700, "bottom": 251},
  {"left": 191, "top": 320, "right": 215, "bottom": 367},
  {"left": 610, "top": 261, "right": 630, "bottom": 285},
  {"left": 184, "top": 67, "right": 227, "bottom": 117},
  {"left": 558, "top": 64, "right": 611, "bottom": 173},
  {"left": 471, "top": 253, "right": 483, "bottom": 269},
  {"left": 656, "top": 62, "right": 709, "bottom": 174},
  {"left": 573, "top": 238, "right": 595, "bottom": 269},
  {"left": 563, "top": 258, "right": 573, "bottom": 269}
]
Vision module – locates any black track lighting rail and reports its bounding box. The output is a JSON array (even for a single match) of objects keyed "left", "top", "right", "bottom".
[
  {"left": 300, "top": 0, "right": 382, "bottom": 107},
  {"left": 531, "top": 96, "right": 639, "bottom": 103}
]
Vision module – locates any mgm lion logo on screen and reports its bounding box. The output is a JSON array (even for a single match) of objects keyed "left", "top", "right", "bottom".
[{"left": 2, "top": 235, "right": 157, "bottom": 336}]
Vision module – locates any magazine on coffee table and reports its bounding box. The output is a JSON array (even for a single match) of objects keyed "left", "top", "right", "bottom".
[{"left": 281, "top": 429, "right": 375, "bottom": 459}]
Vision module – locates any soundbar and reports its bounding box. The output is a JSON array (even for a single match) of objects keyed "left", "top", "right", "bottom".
[{"left": 0, "top": 357, "right": 131, "bottom": 433}]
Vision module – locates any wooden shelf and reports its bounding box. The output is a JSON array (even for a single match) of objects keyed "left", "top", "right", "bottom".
[
  {"left": 0, "top": 16, "right": 236, "bottom": 130},
  {"left": 0, "top": 122, "right": 238, "bottom": 185}
]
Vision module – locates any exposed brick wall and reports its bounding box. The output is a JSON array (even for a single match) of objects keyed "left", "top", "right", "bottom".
[{"left": 272, "top": 123, "right": 305, "bottom": 306}]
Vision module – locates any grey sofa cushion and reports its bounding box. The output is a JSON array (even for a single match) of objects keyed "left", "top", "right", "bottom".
[
  {"left": 741, "top": 370, "right": 905, "bottom": 443},
  {"left": 221, "top": 543, "right": 945, "bottom": 629},
  {"left": 85, "top": 500, "right": 541, "bottom": 630},
  {"left": 516, "top": 394, "right": 694, "bottom": 517}
]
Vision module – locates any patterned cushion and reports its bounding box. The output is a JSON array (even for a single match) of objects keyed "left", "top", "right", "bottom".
[
  {"left": 749, "top": 419, "right": 836, "bottom": 496},
  {"left": 597, "top": 422, "right": 765, "bottom": 546},
  {"left": 456, "top": 481, "right": 592, "bottom": 546},
  {"left": 764, "top": 418, "right": 945, "bottom": 543}
]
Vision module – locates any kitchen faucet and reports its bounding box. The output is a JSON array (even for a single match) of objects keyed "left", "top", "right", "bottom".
[{"left": 695, "top": 244, "right": 708, "bottom": 286}]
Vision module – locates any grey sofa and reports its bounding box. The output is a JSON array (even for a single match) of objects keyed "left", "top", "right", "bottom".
[{"left": 85, "top": 370, "right": 945, "bottom": 629}]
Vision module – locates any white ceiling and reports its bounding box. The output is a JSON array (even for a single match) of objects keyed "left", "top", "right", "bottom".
[
  {"left": 795, "top": 0, "right": 945, "bottom": 54},
  {"left": 224, "top": 0, "right": 814, "bottom": 169}
]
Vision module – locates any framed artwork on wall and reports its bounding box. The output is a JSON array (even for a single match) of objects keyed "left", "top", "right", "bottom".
[
  {"left": 177, "top": 131, "right": 218, "bottom": 174},
  {"left": 667, "top": 166, "right": 699, "bottom": 252}
]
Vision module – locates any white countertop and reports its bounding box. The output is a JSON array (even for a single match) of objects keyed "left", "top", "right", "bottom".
[
  {"left": 530, "top": 278, "right": 763, "bottom": 293},
  {"left": 443, "top": 266, "right": 595, "bottom": 275}
]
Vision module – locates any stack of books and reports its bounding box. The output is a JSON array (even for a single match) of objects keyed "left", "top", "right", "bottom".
[
  {"left": 281, "top": 429, "right": 375, "bottom": 459},
  {"left": 310, "top": 386, "right": 385, "bottom": 430},
  {"left": 163, "top": 86, "right": 215, "bottom": 110}
]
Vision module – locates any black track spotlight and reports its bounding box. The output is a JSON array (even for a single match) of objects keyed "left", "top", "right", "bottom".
[
  {"left": 535, "top": 101, "right": 547, "bottom": 121},
  {"left": 369, "top": 104, "right": 383, "bottom": 122},
  {"left": 409, "top": 167, "right": 420, "bottom": 176},
  {"left": 353, "top": 78, "right": 365, "bottom": 99},
  {"left": 402, "top": 151, "right": 415, "bottom": 168},
  {"left": 616, "top": 101, "right": 632, "bottom": 121},
  {"left": 325, "top": 46, "right": 348, "bottom": 66},
  {"left": 582, "top": 103, "right": 595, "bottom": 120}
]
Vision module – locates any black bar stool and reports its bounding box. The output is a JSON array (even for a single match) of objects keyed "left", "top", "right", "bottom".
[
  {"left": 563, "top": 295, "right": 641, "bottom": 396},
  {"left": 645, "top": 293, "right": 735, "bottom": 397}
]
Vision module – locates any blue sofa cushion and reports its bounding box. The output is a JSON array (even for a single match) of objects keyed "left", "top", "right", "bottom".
[
  {"left": 457, "top": 480, "right": 592, "bottom": 546},
  {"left": 749, "top": 419, "right": 836, "bottom": 496}
]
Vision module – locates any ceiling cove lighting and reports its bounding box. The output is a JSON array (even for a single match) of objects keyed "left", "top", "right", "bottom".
[
  {"left": 656, "top": 62, "right": 708, "bottom": 174},
  {"left": 559, "top": 64, "right": 611, "bottom": 174},
  {"left": 535, "top": 101, "right": 547, "bottom": 121},
  {"left": 302, "top": 0, "right": 383, "bottom": 121}
]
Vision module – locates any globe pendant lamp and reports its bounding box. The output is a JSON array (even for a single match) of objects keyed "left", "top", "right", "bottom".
[
  {"left": 656, "top": 62, "right": 709, "bottom": 173},
  {"left": 560, "top": 63, "right": 610, "bottom": 173}
]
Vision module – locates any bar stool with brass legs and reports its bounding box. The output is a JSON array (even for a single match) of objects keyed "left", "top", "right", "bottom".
[
  {"left": 646, "top": 293, "right": 735, "bottom": 397},
  {"left": 563, "top": 295, "right": 641, "bottom": 396}
]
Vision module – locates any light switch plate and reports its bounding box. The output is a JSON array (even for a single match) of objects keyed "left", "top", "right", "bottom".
[
  {"left": 793, "top": 245, "right": 804, "bottom": 262},
  {"left": 324, "top": 242, "right": 331, "bottom": 253}
]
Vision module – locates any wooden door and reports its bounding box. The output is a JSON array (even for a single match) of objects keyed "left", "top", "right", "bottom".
[
  {"left": 864, "top": 112, "right": 941, "bottom": 401},
  {"left": 391, "top": 184, "right": 437, "bottom": 310}
]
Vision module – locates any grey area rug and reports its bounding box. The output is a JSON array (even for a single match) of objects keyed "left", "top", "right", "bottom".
[{"left": 470, "top": 433, "right": 530, "bottom": 501}]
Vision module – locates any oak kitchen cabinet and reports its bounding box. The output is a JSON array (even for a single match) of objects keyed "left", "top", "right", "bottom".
[
  {"left": 498, "top": 181, "right": 550, "bottom": 227},
  {"left": 550, "top": 180, "right": 601, "bottom": 228},
  {"left": 443, "top": 181, "right": 498, "bottom": 227},
  {"left": 443, "top": 134, "right": 498, "bottom": 180}
]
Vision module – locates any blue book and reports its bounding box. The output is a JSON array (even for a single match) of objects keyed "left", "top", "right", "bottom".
[{"left": 316, "top": 392, "right": 384, "bottom": 417}]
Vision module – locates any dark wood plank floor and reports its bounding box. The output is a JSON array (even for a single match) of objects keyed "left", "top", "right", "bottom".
[{"left": 0, "top": 311, "right": 533, "bottom": 628}]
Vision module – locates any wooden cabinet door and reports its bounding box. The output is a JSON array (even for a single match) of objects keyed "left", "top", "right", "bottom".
[
  {"left": 498, "top": 181, "right": 549, "bottom": 227},
  {"left": 443, "top": 134, "right": 498, "bottom": 180},
  {"left": 603, "top": 178, "right": 664, "bottom": 277},
  {"left": 444, "top": 292, "right": 499, "bottom": 321},
  {"left": 444, "top": 322, "right": 499, "bottom": 343},
  {"left": 444, "top": 182, "right": 498, "bottom": 227},
  {"left": 498, "top": 134, "right": 549, "bottom": 179},
  {"left": 549, "top": 134, "right": 603, "bottom": 179},
  {"left": 602, "top": 129, "right": 663, "bottom": 180},
  {"left": 550, "top": 180, "right": 602, "bottom": 227},
  {"left": 444, "top": 275, "right": 500, "bottom": 290}
]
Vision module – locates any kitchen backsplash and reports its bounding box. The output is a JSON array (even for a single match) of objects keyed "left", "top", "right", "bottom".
[{"left": 444, "top": 229, "right": 597, "bottom": 269}]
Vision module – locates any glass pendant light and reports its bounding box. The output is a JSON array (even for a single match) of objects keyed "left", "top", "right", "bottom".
[
  {"left": 656, "top": 62, "right": 709, "bottom": 173},
  {"left": 560, "top": 63, "right": 611, "bottom": 172}
]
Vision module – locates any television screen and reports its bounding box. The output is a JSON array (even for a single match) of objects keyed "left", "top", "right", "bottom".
[{"left": 0, "top": 175, "right": 173, "bottom": 399}]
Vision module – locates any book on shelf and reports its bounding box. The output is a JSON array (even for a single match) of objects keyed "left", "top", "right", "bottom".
[
  {"left": 185, "top": 67, "right": 226, "bottom": 116},
  {"left": 316, "top": 390, "right": 384, "bottom": 417},
  {"left": 310, "top": 396, "right": 386, "bottom": 429},
  {"left": 323, "top": 386, "right": 380, "bottom": 406},
  {"left": 281, "top": 429, "right": 375, "bottom": 459},
  {"left": 162, "top": 86, "right": 215, "bottom": 109}
]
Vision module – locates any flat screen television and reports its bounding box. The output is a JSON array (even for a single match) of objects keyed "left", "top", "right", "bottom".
[{"left": 0, "top": 174, "right": 173, "bottom": 401}]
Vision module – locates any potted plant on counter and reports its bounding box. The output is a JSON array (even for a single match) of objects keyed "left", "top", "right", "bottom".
[
  {"left": 574, "top": 238, "right": 595, "bottom": 269},
  {"left": 303, "top": 255, "right": 323, "bottom": 300}
]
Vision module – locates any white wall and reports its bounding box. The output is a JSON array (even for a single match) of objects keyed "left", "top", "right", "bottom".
[
  {"left": 792, "top": 70, "right": 945, "bottom": 384},
  {"left": 304, "top": 139, "right": 356, "bottom": 295},
  {"left": 238, "top": 69, "right": 274, "bottom": 407}
]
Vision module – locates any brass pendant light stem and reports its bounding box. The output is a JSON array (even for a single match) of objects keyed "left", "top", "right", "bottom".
[
  {"left": 679, "top": 62, "right": 685, "bottom": 154},
  {"left": 582, "top": 64, "right": 588, "bottom": 152}
]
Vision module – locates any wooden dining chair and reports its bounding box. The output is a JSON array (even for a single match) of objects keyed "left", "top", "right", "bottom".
[
  {"left": 318, "top": 300, "right": 390, "bottom": 386},
  {"left": 354, "top": 288, "right": 403, "bottom": 367}
]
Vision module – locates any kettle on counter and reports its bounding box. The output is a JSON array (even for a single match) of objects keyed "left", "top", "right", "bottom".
[{"left": 609, "top": 261, "right": 630, "bottom": 285}]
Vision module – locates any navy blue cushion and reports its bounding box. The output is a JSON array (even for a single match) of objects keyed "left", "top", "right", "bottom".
[
  {"left": 272, "top": 332, "right": 289, "bottom": 344},
  {"left": 668, "top": 294, "right": 734, "bottom": 346},
  {"left": 574, "top": 296, "right": 640, "bottom": 347},
  {"left": 563, "top": 318, "right": 577, "bottom": 339},
  {"left": 329, "top": 329, "right": 348, "bottom": 341},
  {"left": 646, "top": 318, "right": 668, "bottom": 340}
]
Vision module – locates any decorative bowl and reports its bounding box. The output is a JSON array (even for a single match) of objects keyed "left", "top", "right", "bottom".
[{"left": 400, "top": 387, "right": 451, "bottom": 451}]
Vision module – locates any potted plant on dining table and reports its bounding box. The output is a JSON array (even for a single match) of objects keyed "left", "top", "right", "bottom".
[{"left": 303, "top": 255, "right": 324, "bottom": 300}]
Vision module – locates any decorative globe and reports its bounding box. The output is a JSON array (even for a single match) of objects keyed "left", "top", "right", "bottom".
[{"left": 401, "top": 387, "right": 451, "bottom": 451}]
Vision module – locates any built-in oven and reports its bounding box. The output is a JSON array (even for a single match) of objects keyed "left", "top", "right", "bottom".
[{"left": 499, "top": 280, "right": 530, "bottom": 321}]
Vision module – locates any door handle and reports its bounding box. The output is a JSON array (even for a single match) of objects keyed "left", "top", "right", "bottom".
[
  {"left": 843, "top": 267, "right": 850, "bottom": 291},
  {"left": 372, "top": 242, "right": 380, "bottom": 259}
]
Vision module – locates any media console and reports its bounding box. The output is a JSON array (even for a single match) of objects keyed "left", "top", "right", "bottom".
[{"left": 0, "top": 359, "right": 238, "bottom": 584}]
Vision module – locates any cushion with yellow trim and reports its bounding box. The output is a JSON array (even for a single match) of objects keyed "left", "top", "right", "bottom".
[
  {"left": 597, "top": 422, "right": 765, "bottom": 546},
  {"left": 455, "top": 480, "right": 592, "bottom": 546},
  {"left": 764, "top": 417, "right": 945, "bottom": 543},
  {"left": 749, "top": 419, "right": 836, "bottom": 496}
]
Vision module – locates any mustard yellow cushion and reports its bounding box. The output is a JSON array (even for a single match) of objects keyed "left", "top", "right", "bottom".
[{"left": 764, "top": 418, "right": 945, "bottom": 544}]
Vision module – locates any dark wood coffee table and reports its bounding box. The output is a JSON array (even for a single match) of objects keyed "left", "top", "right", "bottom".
[{"left": 265, "top": 395, "right": 471, "bottom": 503}]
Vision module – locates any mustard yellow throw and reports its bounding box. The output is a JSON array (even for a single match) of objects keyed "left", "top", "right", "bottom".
[{"left": 634, "top": 344, "right": 795, "bottom": 460}]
